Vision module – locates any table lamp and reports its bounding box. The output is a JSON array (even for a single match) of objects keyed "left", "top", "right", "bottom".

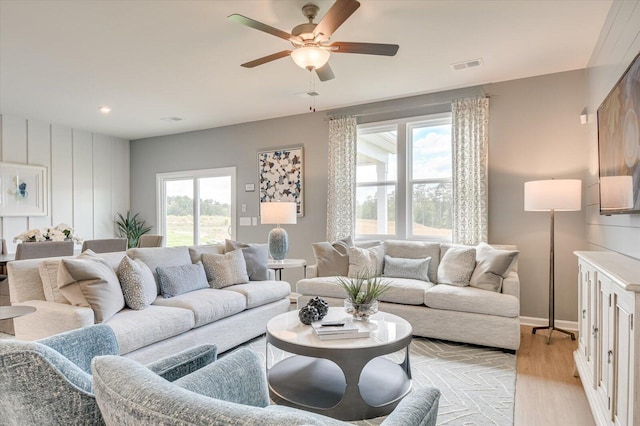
[
  {"left": 260, "top": 202, "right": 297, "bottom": 261},
  {"left": 524, "top": 179, "right": 581, "bottom": 344}
]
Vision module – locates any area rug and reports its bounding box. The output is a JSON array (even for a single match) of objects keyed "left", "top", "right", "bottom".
[{"left": 236, "top": 335, "right": 516, "bottom": 425}]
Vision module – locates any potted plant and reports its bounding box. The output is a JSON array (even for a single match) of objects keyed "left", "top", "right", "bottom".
[
  {"left": 115, "top": 211, "right": 152, "bottom": 248},
  {"left": 336, "top": 270, "right": 390, "bottom": 320}
]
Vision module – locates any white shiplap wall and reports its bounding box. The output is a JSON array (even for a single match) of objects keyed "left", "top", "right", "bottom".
[
  {"left": 585, "top": 0, "right": 640, "bottom": 260},
  {"left": 0, "top": 113, "right": 129, "bottom": 253}
]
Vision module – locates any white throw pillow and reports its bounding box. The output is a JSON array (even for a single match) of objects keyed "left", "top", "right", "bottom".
[
  {"left": 469, "top": 243, "right": 519, "bottom": 292},
  {"left": 117, "top": 256, "right": 158, "bottom": 309},
  {"left": 437, "top": 246, "right": 477, "bottom": 287},
  {"left": 347, "top": 245, "right": 384, "bottom": 277},
  {"left": 39, "top": 260, "right": 70, "bottom": 304},
  {"left": 201, "top": 250, "right": 249, "bottom": 288}
]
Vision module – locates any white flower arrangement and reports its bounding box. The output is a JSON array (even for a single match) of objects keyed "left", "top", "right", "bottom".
[{"left": 13, "top": 223, "right": 83, "bottom": 244}]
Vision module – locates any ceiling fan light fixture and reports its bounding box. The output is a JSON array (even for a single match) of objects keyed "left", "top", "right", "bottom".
[{"left": 291, "top": 46, "right": 330, "bottom": 70}]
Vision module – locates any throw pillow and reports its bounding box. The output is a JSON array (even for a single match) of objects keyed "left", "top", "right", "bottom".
[
  {"left": 224, "top": 239, "right": 269, "bottom": 281},
  {"left": 383, "top": 255, "right": 431, "bottom": 282},
  {"left": 57, "top": 251, "right": 125, "bottom": 323},
  {"left": 39, "top": 260, "right": 70, "bottom": 304},
  {"left": 469, "top": 243, "right": 520, "bottom": 292},
  {"left": 201, "top": 250, "right": 249, "bottom": 288},
  {"left": 383, "top": 240, "right": 441, "bottom": 283},
  {"left": 188, "top": 244, "right": 225, "bottom": 264},
  {"left": 156, "top": 262, "right": 209, "bottom": 298},
  {"left": 117, "top": 256, "right": 157, "bottom": 309},
  {"left": 437, "top": 246, "right": 477, "bottom": 287},
  {"left": 347, "top": 245, "right": 385, "bottom": 278},
  {"left": 312, "top": 240, "right": 351, "bottom": 277}
]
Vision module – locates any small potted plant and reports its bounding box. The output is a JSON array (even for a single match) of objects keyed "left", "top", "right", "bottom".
[
  {"left": 114, "top": 211, "right": 152, "bottom": 249},
  {"left": 336, "top": 270, "right": 390, "bottom": 321}
]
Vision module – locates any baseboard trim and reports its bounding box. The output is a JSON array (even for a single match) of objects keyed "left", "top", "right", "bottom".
[{"left": 520, "top": 316, "right": 578, "bottom": 331}]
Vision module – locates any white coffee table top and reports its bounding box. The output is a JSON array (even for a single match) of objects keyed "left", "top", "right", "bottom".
[{"left": 267, "top": 307, "right": 412, "bottom": 350}]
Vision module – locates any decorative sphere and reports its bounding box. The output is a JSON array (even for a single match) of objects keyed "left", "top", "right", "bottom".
[
  {"left": 307, "top": 297, "right": 329, "bottom": 319},
  {"left": 298, "top": 305, "right": 320, "bottom": 325}
]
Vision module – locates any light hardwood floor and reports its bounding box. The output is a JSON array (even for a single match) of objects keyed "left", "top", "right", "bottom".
[{"left": 515, "top": 325, "right": 595, "bottom": 426}]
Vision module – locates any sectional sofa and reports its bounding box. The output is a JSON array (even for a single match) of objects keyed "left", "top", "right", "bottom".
[
  {"left": 296, "top": 240, "right": 521, "bottom": 351},
  {"left": 7, "top": 245, "right": 291, "bottom": 364}
]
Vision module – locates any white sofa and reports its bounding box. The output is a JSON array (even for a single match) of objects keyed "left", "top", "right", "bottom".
[
  {"left": 7, "top": 245, "right": 291, "bottom": 363},
  {"left": 296, "top": 241, "right": 520, "bottom": 351}
]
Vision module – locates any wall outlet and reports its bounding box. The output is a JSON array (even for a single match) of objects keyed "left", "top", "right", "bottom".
[{"left": 241, "top": 204, "right": 247, "bottom": 212}]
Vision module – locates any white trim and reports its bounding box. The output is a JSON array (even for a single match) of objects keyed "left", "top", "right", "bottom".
[{"left": 519, "top": 316, "right": 578, "bottom": 331}]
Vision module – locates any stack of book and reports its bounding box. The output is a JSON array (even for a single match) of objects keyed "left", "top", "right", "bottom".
[{"left": 311, "top": 320, "right": 370, "bottom": 341}]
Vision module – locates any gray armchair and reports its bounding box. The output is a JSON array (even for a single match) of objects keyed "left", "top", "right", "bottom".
[
  {"left": 92, "top": 348, "right": 440, "bottom": 426},
  {"left": 0, "top": 324, "right": 217, "bottom": 425}
]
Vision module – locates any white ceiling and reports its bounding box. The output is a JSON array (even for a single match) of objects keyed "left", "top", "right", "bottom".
[{"left": 0, "top": 0, "right": 612, "bottom": 140}]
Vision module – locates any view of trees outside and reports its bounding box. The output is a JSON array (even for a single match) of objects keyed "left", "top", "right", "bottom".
[
  {"left": 356, "top": 121, "right": 452, "bottom": 238},
  {"left": 165, "top": 176, "right": 231, "bottom": 247}
]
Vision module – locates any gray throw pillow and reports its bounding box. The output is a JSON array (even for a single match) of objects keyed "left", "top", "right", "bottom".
[
  {"left": 157, "top": 262, "right": 209, "bottom": 298},
  {"left": 117, "top": 256, "right": 157, "bottom": 309},
  {"left": 201, "top": 250, "right": 249, "bottom": 288},
  {"left": 383, "top": 255, "right": 431, "bottom": 282},
  {"left": 224, "top": 239, "right": 269, "bottom": 281},
  {"left": 469, "top": 242, "right": 519, "bottom": 292},
  {"left": 437, "top": 246, "right": 477, "bottom": 287}
]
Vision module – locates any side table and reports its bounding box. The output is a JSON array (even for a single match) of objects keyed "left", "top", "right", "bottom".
[{"left": 267, "top": 258, "right": 307, "bottom": 281}]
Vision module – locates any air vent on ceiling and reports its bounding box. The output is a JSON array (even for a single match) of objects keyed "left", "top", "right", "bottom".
[
  {"left": 450, "top": 58, "right": 483, "bottom": 71},
  {"left": 160, "top": 116, "right": 183, "bottom": 122}
]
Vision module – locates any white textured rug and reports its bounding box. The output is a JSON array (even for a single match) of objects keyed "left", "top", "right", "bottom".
[{"left": 237, "top": 335, "right": 516, "bottom": 425}]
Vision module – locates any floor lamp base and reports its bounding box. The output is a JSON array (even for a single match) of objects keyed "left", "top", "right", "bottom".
[{"left": 532, "top": 325, "right": 576, "bottom": 345}]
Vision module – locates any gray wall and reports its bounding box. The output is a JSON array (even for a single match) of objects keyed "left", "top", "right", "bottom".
[
  {"left": 131, "top": 70, "right": 590, "bottom": 322},
  {"left": 584, "top": 0, "right": 640, "bottom": 258}
]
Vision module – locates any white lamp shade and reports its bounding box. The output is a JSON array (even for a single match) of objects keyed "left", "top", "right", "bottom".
[
  {"left": 291, "top": 46, "right": 330, "bottom": 70},
  {"left": 260, "top": 202, "right": 297, "bottom": 225},
  {"left": 524, "top": 179, "right": 582, "bottom": 211},
  {"left": 600, "top": 175, "right": 633, "bottom": 210}
]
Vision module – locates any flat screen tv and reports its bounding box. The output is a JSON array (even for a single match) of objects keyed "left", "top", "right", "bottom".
[{"left": 598, "top": 52, "right": 640, "bottom": 215}]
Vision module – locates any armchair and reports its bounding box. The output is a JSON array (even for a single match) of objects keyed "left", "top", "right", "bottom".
[
  {"left": 92, "top": 348, "right": 440, "bottom": 426},
  {"left": 0, "top": 324, "right": 217, "bottom": 425}
]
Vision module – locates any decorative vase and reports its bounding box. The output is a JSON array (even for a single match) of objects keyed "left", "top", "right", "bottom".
[{"left": 344, "top": 299, "right": 378, "bottom": 321}]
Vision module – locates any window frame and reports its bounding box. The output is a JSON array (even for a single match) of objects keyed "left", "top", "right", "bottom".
[
  {"left": 156, "top": 167, "right": 237, "bottom": 246},
  {"left": 356, "top": 113, "right": 452, "bottom": 242}
]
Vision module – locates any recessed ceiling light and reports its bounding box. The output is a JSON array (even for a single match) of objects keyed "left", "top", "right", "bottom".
[{"left": 99, "top": 106, "right": 112, "bottom": 114}]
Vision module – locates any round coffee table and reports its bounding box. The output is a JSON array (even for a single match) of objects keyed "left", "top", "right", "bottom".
[{"left": 266, "top": 307, "right": 412, "bottom": 421}]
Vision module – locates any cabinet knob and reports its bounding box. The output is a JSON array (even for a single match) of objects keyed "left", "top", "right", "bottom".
[
  {"left": 582, "top": 309, "right": 586, "bottom": 319},
  {"left": 608, "top": 350, "right": 613, "bottom": 364},
  {"left": 592, "top": 325, "right": 598, "bottom": 337}
]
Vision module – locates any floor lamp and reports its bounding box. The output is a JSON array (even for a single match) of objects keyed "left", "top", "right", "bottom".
[{"left": 524, "top": 179, "right": 581, "bottom": 344}]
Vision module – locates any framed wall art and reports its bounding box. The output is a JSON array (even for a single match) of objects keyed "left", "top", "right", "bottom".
[
  {"left": 258, "top": 146, "right": 304, "bottom": 216},
  {"left": 0, "top": 162, "right": 48, "bottom": 216}
]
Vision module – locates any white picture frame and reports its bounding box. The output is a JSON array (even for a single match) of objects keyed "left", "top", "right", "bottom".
[
  {"left": 0, "top": 162, "right": 48, "bottom": 216},
  {"left": 258, "top": 146, "right": 304, "bottom": 216}
]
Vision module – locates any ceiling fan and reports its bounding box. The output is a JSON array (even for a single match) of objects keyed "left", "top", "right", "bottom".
[{"left": 228, "top": 0, "right": 399, "bottom": 82}]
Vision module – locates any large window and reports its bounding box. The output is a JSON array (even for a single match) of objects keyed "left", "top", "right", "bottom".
[
  {"left": 356, "top": 114, "right": 452, "bottom": 241},
  {"left": 157, "top": 167, "right": 236, "bottom": 247}
]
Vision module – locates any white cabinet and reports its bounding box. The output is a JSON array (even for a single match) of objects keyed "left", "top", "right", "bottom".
[{"left": 575, "top": 252, "right": 640, "bottom": 426}]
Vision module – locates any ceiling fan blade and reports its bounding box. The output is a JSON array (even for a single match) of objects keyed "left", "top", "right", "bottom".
[
  {"left": 314, "top": 0, "right": 360, "bottom": 38},
  {"left": 315, "top": 63, "right": 335, "bottom": 81},
  {"left": 330, "top": 42, "right": 399, "bottom": 56},
  {"left": 241, "top": 50, "right": 292, "bottom": 68},
  {"left": 228, "top": 14, "right": 298, "bottom": 42}
]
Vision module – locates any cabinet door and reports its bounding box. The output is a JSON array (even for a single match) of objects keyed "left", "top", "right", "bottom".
[
  {"left": 612, "top": 290, "right": 633, "bottom": 426},
  {"left": 596, "top": 275, "right": 612, "bottom": 411},
  {"left": 578, "top": 262, "right": 593, "bottom": 364}
]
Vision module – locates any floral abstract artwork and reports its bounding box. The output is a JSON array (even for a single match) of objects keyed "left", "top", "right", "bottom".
[
  {"left": 0, "top": 162, "right": 47, "bottom": 216},
  {"left": 258, "top": 147, "right": 303, "bottom": 216}
]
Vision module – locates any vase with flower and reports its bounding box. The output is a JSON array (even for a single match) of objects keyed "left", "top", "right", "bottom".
[{"left": 336, "top": 270, "right": 390, "bottom": 321}]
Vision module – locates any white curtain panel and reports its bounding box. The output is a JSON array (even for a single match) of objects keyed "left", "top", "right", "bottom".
[
  {"left": 327, "top": 116, "right": 357, "bottom": 241},
  {"left": 451, "top": 97, "right": 489, "bottom": 245}
]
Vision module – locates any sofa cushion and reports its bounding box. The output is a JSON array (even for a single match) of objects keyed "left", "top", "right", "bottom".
[
  {"left": 312, "top": 240, "right": 350, "bottom": 277},
  {"left": 425, "top": 285, "right": 519, "bottom": 318},
  {"left": 469, "top": 243, "right": 519, "bottom": 292},
  {"left": 57, "top": 251, "right": 125, "bottom": 323},
  {"left": 153, "top": 288, "right": 247, "bottom": 328},
  {"left": 117, "top": 256, "right": 158, "bottom": 309},
  {"left": 201, "top": 251, "right": 249, "bottom": 288},
  {"left": 295, "top": 277, "right": 348, "bottom": 299},
  {"left": 383, "top": 241, "right": 441, "bottom": 283},
  {"left": 188, "top": 244, "right": 225, "bottom": 264},
  {"left": 224, "top": 280, "right": 291, "bottom": 309},
  {"left": 224, "top": 240, "right": 269, "bottom": 281},
  {"left": 383, "top": 255, "right": 431, "bottom": 282},
  {"left": 127, "top": 247, "right": 193, "bottom": 293},
  {"left": 347, "top": 245, "right": 384, "bottom": 277},
  {"left": 437, "top": 246, "right": 476, "bottom": 287},
  {"left": 157, "top": 262, "right": 209, "bottom": 298},
  {"left": 377, "top": 278, "right": 435, "bottom": 305},
  {"left": 106, "top": 305, "right": 195, "bottom": 354}
]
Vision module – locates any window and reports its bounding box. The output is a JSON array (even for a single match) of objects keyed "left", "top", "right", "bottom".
[
  {"left": 157, "top": 167, "right": 236, "bottom": 247},
  {"left": 356, "top": 114, "right": 452, "bottom": 241}
]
